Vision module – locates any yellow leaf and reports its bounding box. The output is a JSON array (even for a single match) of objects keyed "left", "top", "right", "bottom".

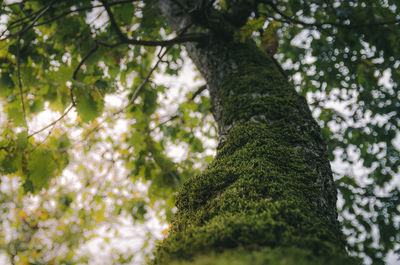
[
  {"left": 39, "top": 209, "right": 48, "bottom": 220},
  {"left": 261, "top": 22, "right": 280, "bottom": 55},
  {"left": 17, "top": 255, "right": 29, "bottom": 265},
  {"left": 32, "top": 251, "right": 40, "bottom": 259},
  {"left": 162, "top": 226, "right": 169, "bottom": 235}
]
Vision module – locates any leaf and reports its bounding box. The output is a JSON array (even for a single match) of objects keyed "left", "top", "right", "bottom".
[
  {"left": 0, "top": 72, "right": 14, "bottom": 96},
  {"left": 119, "top": 4, "right": 135, "bottom": 25},
  {"left": 190, "top": 137, "right": 204, "bottom": 153},
  {"left": 7, "top": 107, "right": 26, "bottom": 126},
  {"left": 0, "top": 148, "right": 22, "bottom": 175},
  {"left": 16, "top": 131, "right": 28, "bottom": 149},
  {"left": 261, "top": 22, "right": 280, "bottom": 55},
  {"left": 27, "top": 149, "right": 57, "bottom": 191},
  {"left": 29, "top": 99, "right": 44, "bottom": 113},
  {"left": 74, "top": 82, "right": 104, "bottom": 123},
  {"left": 234, "top": 17, "right": 266, "bottom": 43},
  {"left": 162, "top": 227, "right": 169, "bottom": 235}
]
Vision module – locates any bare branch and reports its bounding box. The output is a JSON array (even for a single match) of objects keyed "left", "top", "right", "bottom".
[
  {"left": 35, "top": 0, "right": 136, "bottom": 28},
  {"left": 28, "top": 104, "right": 74, "bottom": 138}
]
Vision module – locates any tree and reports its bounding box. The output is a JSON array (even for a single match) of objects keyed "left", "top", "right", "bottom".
[{"left": 0, "top": 1, "right": 399, "bottom": 264}]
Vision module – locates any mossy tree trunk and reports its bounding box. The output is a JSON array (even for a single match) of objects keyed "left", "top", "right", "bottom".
[{"left": 154, "top": 1, "right": 356, "bottom": 264}]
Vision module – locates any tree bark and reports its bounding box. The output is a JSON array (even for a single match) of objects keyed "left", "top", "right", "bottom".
[{"left": 153, "top": 1, "right": 355, "bottom": 264}]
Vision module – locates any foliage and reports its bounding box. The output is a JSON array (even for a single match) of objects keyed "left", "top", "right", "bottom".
[{"left": 0, "top": 0, "right": 399, "bottom": 264}]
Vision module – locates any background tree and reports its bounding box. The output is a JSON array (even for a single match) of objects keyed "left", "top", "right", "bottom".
[{"left": 0, "top": 0, "right": 399, "bottom": 264}]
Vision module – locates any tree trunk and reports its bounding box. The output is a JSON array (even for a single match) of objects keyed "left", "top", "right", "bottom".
[{"left": 153, "top": 1, "right": 356, "bottom": 264}]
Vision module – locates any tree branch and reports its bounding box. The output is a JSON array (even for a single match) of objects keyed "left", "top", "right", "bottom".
[
  {"left": 70, "top": 44, "right": 100, "bottom": 106},
  {"left": 1, "top": 0, "right": 55, "bottom": 41},
  {"left": 16, "top": 34, "right": 28, "bottom": 132},
  {"left": 1, "top": 0, "right": 136, "bottom": 40},
  {"left": 151, "top": 83, "right": 210, "bottom": 132},
  {"left": 100, "top": 0, "right": 206, "bottom": 46},
  {"left": 265, "top": 2, "right": 400, "bottom": 30},
  {"left": 96, "top": 32, "right": 207, "bottom": 48},
  {"left": 79, "top": 46, "right": 171, "bottom": 141},
  {"left": 30, "top": 41, "right": 100, "bottom": 138},
  {"left": 72, "top": 46, "right": 99, "bottom": 81},
  {"left": 27, "top": 104, "right": 74, "bottom": 138},
  {"left": 191, "top": 84, "right": 207, "bottom": 101},
  {"left": 128, "top": 46, "right": 171, "bottom": 105},
  {"left": 101, "top": 0, "right": 128, "bottom": 41}
]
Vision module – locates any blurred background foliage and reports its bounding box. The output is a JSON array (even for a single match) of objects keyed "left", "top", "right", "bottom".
[{"left": 0, "top": 0, "right": 399, "bottom": 264}]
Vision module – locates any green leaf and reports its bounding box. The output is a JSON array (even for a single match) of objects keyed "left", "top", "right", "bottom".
[
  {"left": 29, "top": 99, "right": 44, "bottom": 113},
  {"left": 0, "top": 72, "right": 14, "bottom": 96},
  {"left": 190, "top": 137, "right": 204, "bottom": 153},
  {"left": 119, "top": 4, "right": 135, "bottom": 25},
  {"left": 16, "top": 131, "right": 28, "bottom": 149},
  {"left": 0, "top": 148, "right": 22, "bottom": 175},
  {"left": 7, "top": 106, "right": 26, "bottom": 126},
  {"left": 27, "top": 149, "right": 57, "bottom": 191},
  {"left": 74, "top": 82, "right": 104, "bottom": 123}
]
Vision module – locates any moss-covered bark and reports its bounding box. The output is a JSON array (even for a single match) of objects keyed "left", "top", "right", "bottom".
[{"left": 154, "top": 1, "right": 357, "bottom": 264}]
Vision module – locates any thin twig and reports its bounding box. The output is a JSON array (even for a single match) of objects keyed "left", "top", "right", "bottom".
[
  {"left": 1, "top": 0, "right": 135, "bottom": 41},
  {"left": 101, "top": 0, "right": 128, "bottom": 41},
  {"left": 3, "top": 13, "right": 38, "bottom": 35},
  {"left": 35, "top": 0, "right": 135, "bottom": 28},
  {"left": 100, "top": 0, "right": 205, "bottom": 46},
  {"left": 28, "top": 43, "right": 172, "bottom": 141},
  {"left": 2, "top": 0, "right": 55, "bottom": 41},
  {"left": 129, "top": 46, "right": 171, "bottom": 104},
  {"left": 265, "top": 3, "right": 400, "bottom": 30},
  {"left": 72, "top": 45, "right": 99, "bottom": 80},
  {"left": 28, "top": 104, "right": 74, "bottom": 138},
  {"left": 150, "top": 114, "right": 180, "bottom": 132},
  {"left": 190, "top": 85, "right": 207, "bottom": 101},
  {"left": 16, "top": 34, "right": 28, "bottom": 132},
  {"left": 79, "top": 46, "right": 171, "bottom": 141},
  {"left": 1, "top": 3, "right": 46, "bottom": 38},
  {"left": 70, "top": 44, "right": 100, "bottom": 105},
  {"left": 150, "top": 84, "right": 209, "bottom": 132},
  {"left": 29, "top": 123, "right": 57, "bottom": 152}
]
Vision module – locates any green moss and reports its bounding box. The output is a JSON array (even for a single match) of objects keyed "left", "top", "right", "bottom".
[
  {"left": 217, "top": 42, "right": 307, "bottom": 129},
  {"left": 151, "top": 42, "right": 350, "bottom": 264},
  {"left": 152, "top": 123, "right": 347, "bottom": 264},
  {"left": 167, "top": 247, "right": 359, "bottom": 265}
]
